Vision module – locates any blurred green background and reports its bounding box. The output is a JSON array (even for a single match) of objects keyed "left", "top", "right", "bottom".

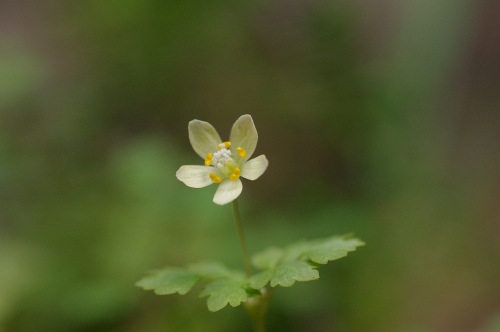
[{"left": 1, "top": 1, "right": 499, "bottom": 331}]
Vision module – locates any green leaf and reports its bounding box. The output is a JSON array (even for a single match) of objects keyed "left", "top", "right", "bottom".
[
  {"left": 199, "top": 279, "right": 249, "bottom": 312},
  {"left": 270, "top": 261, "right": 319, "bottom": 287},
  {"left": 136, "top": 235, "right": 364, "bottom": 312},
  {"left": 302, "top": 236, "right": 365, "bottom": 264},
  {"left": 248, "top": 270, "right": 273, "bottom": 289},
  {"left": 188, "top": 261, "right": 237, "bottom": 279},
  {"left": 248, "top": 235, "right": 364, "bottom": 289},
  {"left": 251, "top": 247, "right": 283, "bottom": 270},
  {"left": 136, "top": 268, "right": 199, "bottom": 295},
  {"left": 136, "top": 261, "right": 251, "bottom": 311}
]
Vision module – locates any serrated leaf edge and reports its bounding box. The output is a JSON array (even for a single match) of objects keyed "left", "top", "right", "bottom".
[{"left": 137, "top": 235, "right": 365, "bottom": 311}]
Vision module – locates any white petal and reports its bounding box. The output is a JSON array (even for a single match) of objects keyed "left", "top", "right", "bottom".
[
  {"left": 229, "top": 115, "right": 258, "bottom": 161},
  {"left": 189, "top": 120, "right": 222, "bottom": 159},
  {"left": 241, "top": 155, "right": 268, "bottom": 180},
  {"left": 213, "top": 179, "right": 243, "bottom": 205},
  {"left": 176, "top": 165, "right": 214, "bottom": 188}
]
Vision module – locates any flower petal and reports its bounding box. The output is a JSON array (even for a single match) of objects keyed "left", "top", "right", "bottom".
[
  {"left": 189, "top": 120, "right": 222, "bottom": 159},
  {"left": 229, "top": 115, "right": 258, "bottom": 161},
  {"left": 176, "top": 165, "right": 214, "bottom": 188},
  {"left": 213, "top": 179, "right": 243, "bottom": 205},
  {"left": 241, "top": 155, "right": 269, "bottom": 180}
]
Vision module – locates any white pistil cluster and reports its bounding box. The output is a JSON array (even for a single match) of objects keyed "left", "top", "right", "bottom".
[{"left": 212, "top": 148, "right": 233, "bottom": 168}]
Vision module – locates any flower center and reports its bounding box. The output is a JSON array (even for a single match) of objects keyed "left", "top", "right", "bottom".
[
  {"left": 205, "top": 141, "right": 247, "bottom": 183},
  {"left": 212, "top": 148, "right": 233, "bottom": 168}
]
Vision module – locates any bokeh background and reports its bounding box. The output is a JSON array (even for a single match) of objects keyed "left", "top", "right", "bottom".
[{"left": 1, "top": 0, "right": 499, "bottom": 331}]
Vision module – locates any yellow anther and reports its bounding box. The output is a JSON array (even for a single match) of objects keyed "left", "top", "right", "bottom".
[
  {"left": 229, "top": 168, "right": 241, "bottom": 181},
  {"left": 204, "top": 153, "right": 213, "bottom": 166},
  {"left": 209, "top": 173, "right": 222, "bottom": 183},
  {"left": 236, "top": 147, "right": 247, "bottom": 158},
  {"left": 218, "top": 141, "right": 231, "bottom": 150}
]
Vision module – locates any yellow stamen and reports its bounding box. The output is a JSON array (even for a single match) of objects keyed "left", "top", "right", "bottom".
[
  {"left": 236, "top": 147, "right": 246, "bottom": 158},
  {"left": 204, "top": 153, "right": 213, "bottom": 166},
  {"left": 230, "top": 167, "right": 241, "bottom": 181},
  {"left": 218, "top": 141, "right": 231, "bottom": 150},
  {"left": 209, "top": 173, "right": 222, "bottom": 183}
]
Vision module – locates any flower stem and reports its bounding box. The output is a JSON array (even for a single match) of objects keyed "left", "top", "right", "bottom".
[
  {"left": 232, "top": 199, "right": 252, "bottom": 277},
  {"left": 245, "top": 286, "right": 274, "bottom": 332},
  {"left": 232, "top": 199, "right": 273, "bottom": 332}
]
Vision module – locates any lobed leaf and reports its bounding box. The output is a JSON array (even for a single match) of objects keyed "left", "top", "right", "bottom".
[
  {"left": 270, "top": 261, "right": 319, "bottom": 287},
  {"left": 137, "top": 262, "right": 251, "bottom": 312},
  {"left": 248, "top": 270, "right": 273, "bottom": 289},
  {"left": 137, "top": 235, "right": 364, "bottom": 312},
  {"left": 136, "top": 268, "right": 199, "bottom": 295},
  {"left": 188, "top": 261, "right": 239, "bottom": 279},
  {"left": 251, "top": 247, "right": 283, "bottom": 270},
  {"left": 248, "top": 235, "right": 364, "bottom": 289},
  {"left": 302, "top": 236, "right": 365, "bottom": 264},
  {"left": 199, "top": 279, "right": 249, "bottom": 312}
]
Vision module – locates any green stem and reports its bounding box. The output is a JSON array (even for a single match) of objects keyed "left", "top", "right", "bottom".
[
  {"left": 252, "top": 315, "right": 265, "bottom": 332},
  {"left": 244, "top": 286, "right": 275, "bottom": 332},
  {"left": 232, "top": 199, "right": 252, "bottom": 277},
  {"left": 232, "top": 199, "right": 274, "bottom": 332}
]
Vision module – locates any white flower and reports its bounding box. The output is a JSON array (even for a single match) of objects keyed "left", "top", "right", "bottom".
[{"left": 176, "top": 115, "right": 269, "bottom": 205}]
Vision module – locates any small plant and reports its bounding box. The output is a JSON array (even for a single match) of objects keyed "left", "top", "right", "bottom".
[{"left": 136, "top": 115, "right": 364, "bottom": 331}]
